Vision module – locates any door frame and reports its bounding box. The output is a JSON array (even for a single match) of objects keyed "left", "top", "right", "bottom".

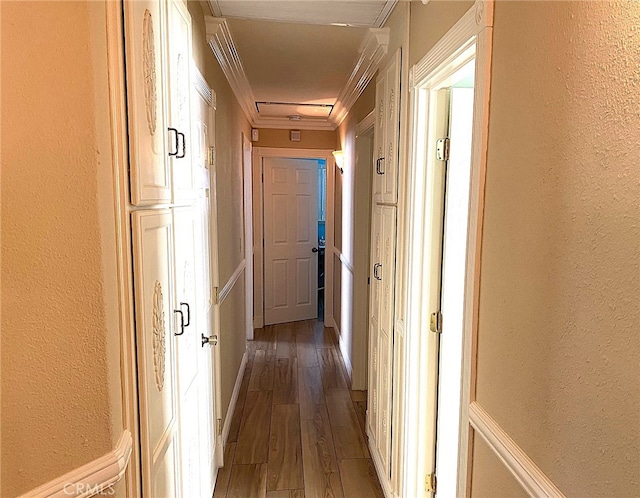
[
  {"left": 252, "top": 147, "right": 336, "bottom": 328},
  {"left": 401, "top": 2, "right": 494, "bottom": 496},
  {"left": 242, "top": 134, "right": 254, "bottom": 340}
]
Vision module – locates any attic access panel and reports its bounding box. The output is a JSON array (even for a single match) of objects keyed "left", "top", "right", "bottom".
[{"left": 256, "top": 101, "right": 334, "bottom": 120}]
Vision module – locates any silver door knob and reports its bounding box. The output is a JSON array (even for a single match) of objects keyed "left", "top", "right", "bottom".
[{"left": 201, "top": 334, "right": 218, "bottom": 347}]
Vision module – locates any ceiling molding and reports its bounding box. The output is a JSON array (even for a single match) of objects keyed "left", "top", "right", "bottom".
[
  {"left": 205, "top": 19, "right": 389, "bottom": 131},
  {"left": 205, "top": 16, "right": 258, "bottom": 124},
  {"left": 204, "top": 0, "right": 221, "bottom": 17},
  {"left": 374, "top": 0, "right": 398, "bottom": 27},
  {"left": 330, "top": 27, "right": 390, "bottom": 128}
]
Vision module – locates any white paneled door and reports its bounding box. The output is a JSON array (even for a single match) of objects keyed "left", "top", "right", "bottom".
[
  {"left": 263, "top": 157, "right": 319, "bottom": 325},
  {"left": 132, "top": 210, "right": 180, "bottom": 498}
]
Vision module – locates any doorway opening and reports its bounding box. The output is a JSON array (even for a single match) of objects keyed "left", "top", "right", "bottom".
[
  {"left": 403, "top": 6, "right": 493, "bottom": 495},
  {"left": 252, "top": 148, "right": 335, "bottom": 329}
]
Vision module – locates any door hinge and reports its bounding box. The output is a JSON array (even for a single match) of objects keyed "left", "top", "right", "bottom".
[
  {"left": 436, "top": 138, "right": 450, "bottom": 161},
  {"left": 425, "top": 473, "right": 437, "bottom": 493},
  {"left": 208, "top": 146, "right": 216, "bottom": 167},
  {"left": 430, "top": 311, "right": 443, "bottom": 333},
  {"left": 216, "top": 418, "right": 223, "bottom": 436},
  {"left": 213, "top": 286, "right": 219, "bottom": 305}
]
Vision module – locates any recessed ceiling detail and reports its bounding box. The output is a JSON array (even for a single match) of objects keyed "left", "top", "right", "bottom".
[
  {"left": 256, "top": 102, "right": 334, "bottom": 120},
  {"left": 205, "top": 16, "right": 389, "bottom": 130},
  {"left": 207, "top": 0, "right": 397, "bottom": 28}
]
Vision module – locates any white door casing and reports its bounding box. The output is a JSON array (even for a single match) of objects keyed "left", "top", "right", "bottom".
[
  {"left": 124, "top": 0, "right": 171, "bottom": 206},
  {"left": 263, "top": 157, "right": 319, "bottom": 325},
  {"left": 131, "top": 210, "right": 180, "bottom": 498}
]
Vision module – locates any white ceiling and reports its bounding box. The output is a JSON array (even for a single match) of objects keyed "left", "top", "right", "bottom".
[
  {"left": 204, "top": 1, "right": 394, "bottom": 129},
  {"left": 208, "top": 0, "right": 397, "bottom": 28}
]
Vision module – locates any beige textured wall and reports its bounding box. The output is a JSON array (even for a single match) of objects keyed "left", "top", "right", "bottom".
[
  {"left": 1, "top": 1, "right": 121, "bottom": 495},
  {"left": 253, "top": 128, "right": 337, "bottom": 150},
  {"left": 474, "top": 2, "right": 640, "bottom": 496},
  {"left": 334, "top": 80, "right": 375, "bottom": 385},
  {"left": 189, "top": 1, "right": 250, "bottom": 423},
  {"left": 409, "top": 0, "right": 474, "bottom": 67}
]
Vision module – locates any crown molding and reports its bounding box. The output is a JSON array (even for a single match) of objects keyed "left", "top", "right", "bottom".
[
  {"left": 204, "top": 0, "right": 221, "bottom": 17},
  {"left": 205, "top": 17, "right": 258, "bottom": 123},
  {"left": 206, "top": 19, "right": 389, "bottom": 131},
  {"left": 374, "top": 0, "right": 398, "bottom": 27},
  {"left": 330, "top": 28, "right": 390, "bottom": 128}
]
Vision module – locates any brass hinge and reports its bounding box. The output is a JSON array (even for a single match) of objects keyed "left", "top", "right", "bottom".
[
  {"left": 430, "top": 311, "right": 443, "bottom": 333},
  {"left": 435, "top": 138, "right": 450, "bottom": 161},
  {"left": 208, "top": 146, "right": 216, "bottom": 167},
  {"left": 213, "top": 287, "right": 220, "bottom": 305},
  {"left": 216, "top": 418, "right": 223, "bottom": 436},
  {"left": 425, "top": 473, "right": 437, "bottom": 493}
]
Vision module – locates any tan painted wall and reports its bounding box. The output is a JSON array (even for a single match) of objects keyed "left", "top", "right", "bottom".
[
  {"left": 475, "top": 2, "right": 640, "bottom": 495},
  {"left": 1, "top": 1, "right": 122, "bottom": 495},
  {"left": 334, "top": 79, "right": 375, "bottom": 387},
  {"left": 253, "top": 128, "right": 337, "bottom": 150},
  {"left": 189, "top": 1, "right": 250, "bottom": 423},
  {"left": 410, "top": 1, "right": 640, "bottom": 495},
  {"left": 409, "top": 0, "right": 474, "bottom": 67}
]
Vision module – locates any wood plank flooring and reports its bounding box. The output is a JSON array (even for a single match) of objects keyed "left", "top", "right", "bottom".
[{"left": 214, "top": 320, "right": 383, "bottom": 498}]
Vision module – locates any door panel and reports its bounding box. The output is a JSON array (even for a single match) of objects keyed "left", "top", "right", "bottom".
[
  {"left": 382, "top": 50, "right": 401, "bottom": 204},
  {"left": 173, "top": 206, "right": 201, "bottom": 498},
  {"left": 167, "top": 0, "right": 196, "bottom": 204},
  {"left": 132, "top": 210, "right": 180, "bottom": 498},
  {"left": 373, "top": 74, "right": 386, "bottom": 203},
  {"left": 264, "top": 157, "right": 319, "bottom": 325},
  {"left": 124, "top": 0, "right": 171, "bottom": 205}
]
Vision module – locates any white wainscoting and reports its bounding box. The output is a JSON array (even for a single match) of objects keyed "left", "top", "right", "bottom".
[
  {"left": 469, "top": 402, "right": 565, "bottom": 498},
  {"left": 18, "top": 431, "right": 132, "bottom": 498}
]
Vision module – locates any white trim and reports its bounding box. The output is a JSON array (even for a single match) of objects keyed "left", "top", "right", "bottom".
[
  {"left": 19, "top": 431, "right": 133, "bottom": 498},
  {"left": 105, "top": 3, "right": 140, "bottom": 497},
  {"left": 401, "top": 2, "right": 494, "bottom": 497},
  {"left": 469, "top": 403, "right": 565, "bottom": 498},
  {"left": 333, "top": 323, "right": 353, "bottom": 381},
  {"left": 191, "top": 63, "right": 213, "bottom": 106},
  {"left": 252, "top": 147, "right": 336, "bottom": 328},
  {"left": 356, "top": 110, "right": 375, "bottom": 137},
  {"left": 330, "top": 28, "right": 390, "bottom": 127},
  {"left": 368, "top": 431, "right": 395, "bottom": 498},
  {"left": 222, "top": 351, "right": 248, "bottom": 446},
  {"left": 205, "top": 0, "right": 222, "bottom": 17},
  {"left": 374, "top": 0, "right": 399, "bottom": 28},
  {"left": 219, "top": 259, "right": 246, "bottom": 304},
  {"left": 333, "top": 247, "right": 355, "bottom": 274},
  {"left": 242, "top": 134, "right": 254, "bottom": 340},
  {"left": 410, "top": 1, "right": 494, "bottom": 87},
  {"left": 205, "top": 17, "right": 257, "bottom": 124},
  {"left": 205, "top": 18, "right": 388, "bottom": 131}
]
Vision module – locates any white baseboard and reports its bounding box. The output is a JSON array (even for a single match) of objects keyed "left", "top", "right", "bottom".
[
  {"left": 222, "top": 350, "right": 248, "bottom": 447},
  {"left": 367, "top": 428, "right": 395, "bottom": 498},
  {"left": 333, "top": 324, "right": 353, "bottom": 383},
  {"left": 19, "top": 431, "right": 132, "bottom": 498}
]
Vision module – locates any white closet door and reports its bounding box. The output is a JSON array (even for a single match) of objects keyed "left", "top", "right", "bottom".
[
  {"left": 132, "top": 210, "right": 180, "bottom": 498},
  {"left": 381, "top": 50, "right": 401, "bottom": 204},
  {"left": 368, "top": 205, "right": 382, "bottom": 442},
  {"left": 373, "top": 75, "right": 386, "bottom": 203},
  {"left": 173, "top": 206, "right": 202, "bottom": 498},
  {"left": 124, "top": 0, "right": 171, "bottom": 205},
  {"left": 166, "top": 0, "right": 196, "bottom": 204},
  {"left": 378, "top": 204, "right": 397, "bottom": 475}
]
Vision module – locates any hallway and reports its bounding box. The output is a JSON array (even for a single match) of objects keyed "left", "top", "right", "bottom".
[{"left": 213, "top": 320, "right": 383, "bottom": 498}]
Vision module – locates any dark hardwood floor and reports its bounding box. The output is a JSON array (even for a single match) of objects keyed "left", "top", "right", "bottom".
[{"left": 213, "top": 320, "right": 383, "bottom": 498}]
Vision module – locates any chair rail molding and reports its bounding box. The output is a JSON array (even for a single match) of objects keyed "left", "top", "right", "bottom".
[
  {"left": 18, "top": 431, "right": 133, "bottom": 498},
  {"left": 469, "top": 403, "right": 565, "bottom": 498}
]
